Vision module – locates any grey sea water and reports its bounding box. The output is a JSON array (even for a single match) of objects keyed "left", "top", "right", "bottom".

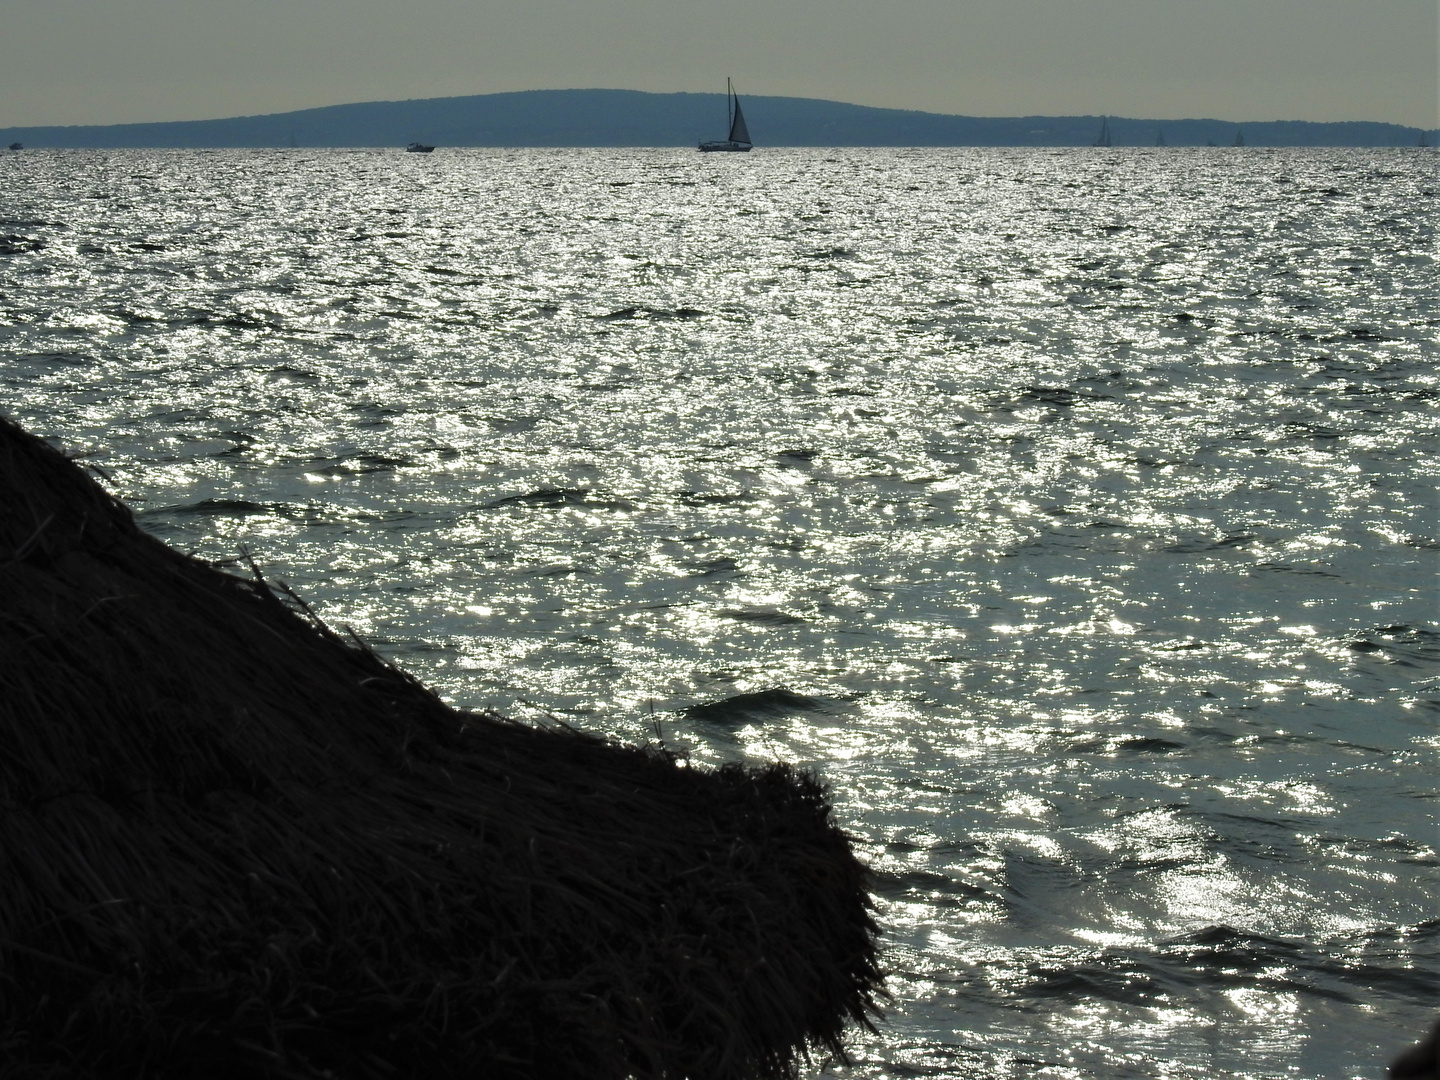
[{"left": 1, "top": 146, "right": 1436, "bottom": 1078}]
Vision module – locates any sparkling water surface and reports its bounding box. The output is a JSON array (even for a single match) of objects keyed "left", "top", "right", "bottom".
[{"left": 2, "top": 147, "right": 1436, "bottom": 1078}]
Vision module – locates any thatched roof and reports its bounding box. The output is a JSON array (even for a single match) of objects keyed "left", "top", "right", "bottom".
[{"left": 0, "top": 414, "right": 882, "bottom": 1079}]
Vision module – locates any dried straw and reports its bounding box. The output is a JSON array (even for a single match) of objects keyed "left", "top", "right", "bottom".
[{"left": 0, "top": 414, "right": 882, "bottom": 1079}]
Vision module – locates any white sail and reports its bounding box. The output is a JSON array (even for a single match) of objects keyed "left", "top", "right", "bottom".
[{"left": 729, "top": 98, "right": 751, "bottom": 145}]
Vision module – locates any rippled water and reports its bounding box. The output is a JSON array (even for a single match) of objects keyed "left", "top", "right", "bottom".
[{"left": 2, "top": 146, "right": 1437, "bottom": 1078}]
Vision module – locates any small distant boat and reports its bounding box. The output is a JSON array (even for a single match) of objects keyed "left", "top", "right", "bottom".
[
  {"left": 699, "top": 79, "right": 752, "bottom": 153},
  {"left": 1420, "top": 131, "right": 1431, "bottom": 148},
  {"left": 1155, "top": 130, "right": 1166, "bottom": 147},
  {"left": 406, "top": 142, "right": 435, "bottom": 153},
  {"left": 7, "top": 142, "right": 21, "bottom": 151},
  {"left": 1093, "top": 117, "right": 1112, "bottom": 147},
  {"left": 1233, "top": 129, "right": 1245, "bottom": 147}
]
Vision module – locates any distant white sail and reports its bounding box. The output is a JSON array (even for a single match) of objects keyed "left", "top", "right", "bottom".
[{"left": 729, "top": 100, "right": 751, "bottom": 146}]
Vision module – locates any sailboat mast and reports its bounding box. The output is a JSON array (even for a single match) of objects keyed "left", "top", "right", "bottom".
[{"left": 727, "top": 78, "right": 734, "bottom": 134}]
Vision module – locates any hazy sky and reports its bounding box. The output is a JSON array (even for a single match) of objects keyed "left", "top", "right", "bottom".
[{"left": 6, "top": 0, "right": 1436, "bottom": 128}]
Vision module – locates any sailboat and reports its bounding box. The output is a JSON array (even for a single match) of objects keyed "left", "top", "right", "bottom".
[
  {"left": 699, "top": 79, "right": 753, "bottom": 152},
  {"left": 1093, "top": 116, "right": 1112, "bottom": 147}
]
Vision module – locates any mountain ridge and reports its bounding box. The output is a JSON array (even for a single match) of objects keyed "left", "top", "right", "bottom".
[{"left": 2, "top": 89, "right": 1431, "bottom": 148}]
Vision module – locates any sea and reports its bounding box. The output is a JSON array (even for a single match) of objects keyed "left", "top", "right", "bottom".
[{"left": 1, "top": 146, "right": 1435, "bottom": 1079}]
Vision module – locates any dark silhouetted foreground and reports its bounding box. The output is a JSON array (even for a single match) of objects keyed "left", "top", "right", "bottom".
[
  {"left": 1391, "top": 1018, "right": 1440, "bottom": 1079},
  {"left": 0, "top": 414, "right": 882, "bottom": 1079}
]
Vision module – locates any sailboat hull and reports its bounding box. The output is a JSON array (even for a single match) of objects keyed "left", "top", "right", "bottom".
[{"left": 698, "top": 141, "right": 753, "bottom": 152}]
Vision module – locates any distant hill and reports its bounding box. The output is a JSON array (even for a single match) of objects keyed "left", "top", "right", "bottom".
[{"left": 1, "top": 90, "right": 1431, "bottom": 149}]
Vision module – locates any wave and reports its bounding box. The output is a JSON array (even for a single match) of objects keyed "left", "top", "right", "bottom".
[{"left": 685, "top": 687, "right": 836, "bottom": 727}]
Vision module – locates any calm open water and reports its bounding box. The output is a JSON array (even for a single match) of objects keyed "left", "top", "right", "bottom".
[{"left": 1, "top": 146, "right": 1436, "bottom": 1078}]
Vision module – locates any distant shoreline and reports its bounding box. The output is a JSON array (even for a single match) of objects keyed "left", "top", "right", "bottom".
[{"left": 2, "top": 89, "right": 1432, "bottom": 149}]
